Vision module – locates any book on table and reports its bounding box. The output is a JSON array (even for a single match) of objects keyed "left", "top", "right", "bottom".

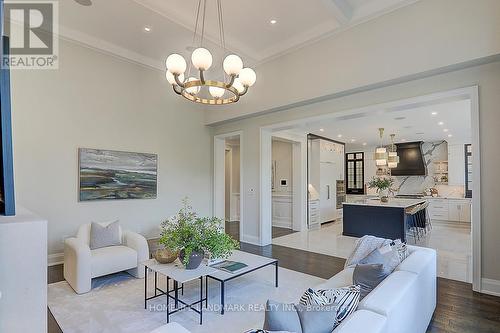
[{"left": 211, "top": 260, "right": 248, "bottom": 273}]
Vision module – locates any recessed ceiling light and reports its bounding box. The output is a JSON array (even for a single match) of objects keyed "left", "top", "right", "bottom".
[
  {"left": 270, "top": 19, "right": 277, "bottom": 25},
  {"left": 143, "top": 26, "right": 152, "bottom": 33},
  {"left": 448, "top": 134, "right": 453, "bottom": 138},
  {"left": 443, "top": 129, "right": 449, "bottom": 132},
  {"left": 431, "top": 112, "right": 438, "bottom": 115},
  {"left": 401, "top": 139, "right": 407, "bottom": 142},
  {"left": 351, "top": 139, "right": 356, "bottom": 142},
  {"left": 362, "top": 142, "right": 367, "bottom": 146},
  {"left": 337, "top": 134, "right": 343, "bottom": 138},
  {"left": 438, "top": 122, "right": 444, "bottom": 126},
  {"left": 319, "top": 128, "right": 324, "bottom": 132}
]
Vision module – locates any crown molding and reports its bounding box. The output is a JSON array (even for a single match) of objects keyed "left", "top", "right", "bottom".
[{"left": 58, "top": 24, "right": 165, "bottom": 72}]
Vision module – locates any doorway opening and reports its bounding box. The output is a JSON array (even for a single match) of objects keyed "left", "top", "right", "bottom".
[
  {"left": 214, "top": 132, "right": 242, "bottom": 242},
  {"left": 261, "top": 86, "right": 481, "bottom": 290}
]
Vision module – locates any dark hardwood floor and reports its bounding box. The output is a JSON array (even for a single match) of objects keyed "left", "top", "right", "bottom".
[
  {"left": 48, "top": 236, "right": 500, "bottom": 333},
  {"left": 224, "top": 220, "right": 296, "bottom": 240}
]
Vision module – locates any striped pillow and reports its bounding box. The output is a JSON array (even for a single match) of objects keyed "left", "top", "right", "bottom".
[{"left": 299, "top": 285, "right": 360, "bottom": 324}]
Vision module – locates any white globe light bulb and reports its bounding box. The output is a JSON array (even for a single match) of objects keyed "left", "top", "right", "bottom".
[
  {"left": 165, "top": 71, "right": 184, "bottom": 85},
  {"left": 232, "top": 77, "right": 245, "bottom": 93},
  {"left": 239, "top": 68, "right": 256, "bottom": 87},
  {"left": 191, "top": 48, "right": 213, "bottom": 70},
  {"left": 185, "top": 77, "right": 200, "bottom": 95},
  {"left": 223, "top": 54, "right": 243, "bottom": 76},
  {"left": 209, "top": 86, "right": 225, "bottom": 99},
  {"left": 165, "top": 54, "right": 187, "bottom": 75}
]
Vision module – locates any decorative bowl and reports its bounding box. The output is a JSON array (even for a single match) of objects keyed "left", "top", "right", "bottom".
[{"left": 154, "top": 248, "right": 178, "bottom": 264}]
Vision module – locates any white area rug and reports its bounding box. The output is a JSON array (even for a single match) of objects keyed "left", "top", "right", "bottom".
[{"left": 49, "top": 266, "right": 324, "bottom": 333}]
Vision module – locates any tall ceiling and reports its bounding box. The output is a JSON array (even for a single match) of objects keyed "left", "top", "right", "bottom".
[
  {"left": 283, "top": 98, "right": 472, "bottom": 149},
  {"left": 60, "top": 0, "right": 419, "bottom": 69}
]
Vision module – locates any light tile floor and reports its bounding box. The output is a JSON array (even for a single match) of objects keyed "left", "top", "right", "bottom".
[{"left": 272, "top": 220, "right": 472, "bottom": 283}]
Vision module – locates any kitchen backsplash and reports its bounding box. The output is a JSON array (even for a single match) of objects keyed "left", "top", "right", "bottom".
[{"left": 393, "top": 141, "right": 464, "bottom": 197}]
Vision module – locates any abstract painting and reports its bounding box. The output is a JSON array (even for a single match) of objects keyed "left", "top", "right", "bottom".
[{"left": 79, "top": 148, "right": 157, "bottom": 201}]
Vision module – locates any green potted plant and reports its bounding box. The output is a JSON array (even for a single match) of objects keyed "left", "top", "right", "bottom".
[
  {"left": 159, "top": 199, "right": 239, "bottom": 269},
  {"left": 368, "top": 177, "right": 394, "bottom": 202}
]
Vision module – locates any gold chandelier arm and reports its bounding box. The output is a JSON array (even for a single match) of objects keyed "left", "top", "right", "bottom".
[
  {"left": 226, "top": 74, "right": 236, "bottom": 88},
  {"left": 174, "top": 74, "right": 185, "bottom": 88},
  {"left": 172, "top": 85, "right": 182, "bottom": 95},
  {"left": 238, "top": 85, "right": 249, "bottom": 96},
  {"left": 199, "top": 70, "right": 205, "bottom": 84}
]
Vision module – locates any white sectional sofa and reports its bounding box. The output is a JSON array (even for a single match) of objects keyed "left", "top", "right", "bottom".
[
  {"left": 321, "top": 245, "right": 437, "bottom": 333},
  {"left": 153, "top": 245, "right": 437, "bottom": 333}
]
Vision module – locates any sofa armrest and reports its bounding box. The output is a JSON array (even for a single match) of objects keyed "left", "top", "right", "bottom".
[
  {"left": 124, "top": 231, "right": 149, "bottom": 277},
  {"left": 64, "top": 237, "right": 92, "bottom": 294},
  {"left": 333, "top": 310, "right": 386, "bottom": 333}
]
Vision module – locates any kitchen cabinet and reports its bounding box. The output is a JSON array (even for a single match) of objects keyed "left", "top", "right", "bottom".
[
  {"left": 427, "top": 198, "right": 471, "bottom": 223},
  {"left": 309, "top": 199, "right": 320, "bottom": 228},
  {"left": 448, "top": 143, "right": 466, "bottom": 186},
  {"left": 448, "top": 199, "right": 471, "bottom": 223}
]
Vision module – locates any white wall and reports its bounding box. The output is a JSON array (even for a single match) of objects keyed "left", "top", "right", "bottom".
[
  {"left": 212, "top": 59, "right": 500, "bottom": 282},
  {"left": 272, "top": 139, "right": 293, "bottom": 193},
  {"left": 206, "top": 0, "right": 500, "bottom": 124},
  {"left": 10, "top": 39, "right": 212, "bottom": 255}
]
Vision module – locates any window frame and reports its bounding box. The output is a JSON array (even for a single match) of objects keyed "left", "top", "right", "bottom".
[{"left": 345, "top": 151, "right": 365, "bottom": 194}]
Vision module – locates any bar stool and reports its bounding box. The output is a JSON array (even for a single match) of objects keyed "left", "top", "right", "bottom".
[{"left": 405, "top": 205, "right": 422, "bottom": 243}]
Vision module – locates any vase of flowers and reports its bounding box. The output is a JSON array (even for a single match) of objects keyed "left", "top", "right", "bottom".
[
  {"left": 368, "top": 177, "right": 394, "bottom": 203},
  {"left": 159, "top": 198, "right": 239, "bottom": 270}
]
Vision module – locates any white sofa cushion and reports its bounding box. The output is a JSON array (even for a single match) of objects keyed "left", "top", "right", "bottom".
[
  {"left": 333, "top": 309, "right": 386, "bottom": 333},
  {"left": 90, "top": 245, "right": 137, "bottom": 278}
]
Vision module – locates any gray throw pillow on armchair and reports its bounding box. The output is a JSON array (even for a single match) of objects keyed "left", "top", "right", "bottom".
[
  {"left": 89, "top": 221, "right": 122, "bottom": 250},
  {"left": 295, "top": 303, "right": 338, "bottom": 333}
]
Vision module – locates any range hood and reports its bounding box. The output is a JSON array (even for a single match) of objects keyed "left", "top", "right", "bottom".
[{"left": 390, "top": 141, "right": 427, "bottom": 176}]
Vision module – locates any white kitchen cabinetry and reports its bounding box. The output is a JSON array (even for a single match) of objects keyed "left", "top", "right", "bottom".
[
  {"left": 309, "top": 199, "right": 320, "bottom": 228},
  {"left": 448, "top": 143, "right": 466, "bottom": 186},
  {"left": 427, "top": 198, "right": 471, "bottom": 223},
  {"left": 448, "top": 199, "right": 471, "bottom": 223}
]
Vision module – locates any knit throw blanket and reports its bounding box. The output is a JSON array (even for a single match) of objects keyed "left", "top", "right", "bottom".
[{"left": 344, "top": 235, "right": 391, "bottom": 268}]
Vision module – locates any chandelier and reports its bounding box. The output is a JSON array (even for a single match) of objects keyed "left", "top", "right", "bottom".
[
  {"left": 387, "top": 134, "right": 400, "bottom": 169},
  {"left": 165, "top": 0, "right": 256, "bottom": 105},
  {"left": 374, "top": 128, "right": 388, "bottom": 166}
]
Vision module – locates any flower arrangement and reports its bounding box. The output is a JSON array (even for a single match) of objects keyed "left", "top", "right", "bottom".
[
  {"left": 368, "top": 177, "right": 394, "bottom": 192},
  {"left": 159, "top": 198, "right": 239, "bottom": 268}
]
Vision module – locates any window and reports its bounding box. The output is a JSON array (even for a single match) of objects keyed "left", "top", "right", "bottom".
[
  {"left": 346, "top": 152, "right": 364, "bottom": 194},
  {"left": 465, "top": 144, "right": 472, "bottom": 198}
]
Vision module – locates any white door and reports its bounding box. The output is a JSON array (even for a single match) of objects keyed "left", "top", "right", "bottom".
[{"left": 320, "top": 162, "right": 336, "bottom": 223}]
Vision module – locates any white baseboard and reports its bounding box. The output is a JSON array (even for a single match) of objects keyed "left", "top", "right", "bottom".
[
  {"left": 48, "top": 253, "right": 64, "bottom": 266},
  {"left": 272, "top": 220, "right": 292, "bottom": 229},
  {"left": 481, "top": 278, "right": 500, "bottom": 297},
  {"left": 240, "top": 233, "right": 260, "bottom": 246}
]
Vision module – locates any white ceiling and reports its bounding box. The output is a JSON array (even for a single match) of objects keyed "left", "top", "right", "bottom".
[
  {"left": 285, "top": 98, "right": 472, "bottom": 149},
  {"left": 59, "top": 0, "right": 419, "bottom": 69}
]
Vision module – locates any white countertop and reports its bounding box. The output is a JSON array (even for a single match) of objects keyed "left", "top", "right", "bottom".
[{"left": 343, "top": 197, "right": 426, "bottom": 208}]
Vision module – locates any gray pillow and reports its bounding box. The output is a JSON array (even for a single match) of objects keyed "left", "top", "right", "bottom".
[
  {"left": 359, "top": 244, "right": 401, "bottom": 274},
  {"left": 295, "top": 303, "right": 338, "bottom": 333},
  {"left": 263, "top": 300, "right": 302, "bottom": 333},
  {"left": 89, "top": 221, "right": 121, "bottom": 250},
  {"left": 353, "top": 264, "right": 389, "bottom": 299}
]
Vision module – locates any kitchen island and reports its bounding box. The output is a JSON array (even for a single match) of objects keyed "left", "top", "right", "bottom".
[{"left": 342, "top": 197, "right": 426, "bottom": 242}]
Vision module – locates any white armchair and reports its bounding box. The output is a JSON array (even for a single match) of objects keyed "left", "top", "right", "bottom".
[{"left": 64, "top": 223, "right": 149, "bottom": 294}]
